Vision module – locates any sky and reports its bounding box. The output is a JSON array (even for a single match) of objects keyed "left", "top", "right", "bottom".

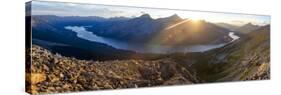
[{"left": 29, "top": 1, "right": 270, "bottom": 26}]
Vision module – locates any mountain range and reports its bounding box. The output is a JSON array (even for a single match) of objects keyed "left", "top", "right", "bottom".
[
  {"left": 31, "top": 14, "right": 232, "bottom": 45},
  {"left": 216, "top": 22, "right": 261, "bottom": 34},
  {"left": 236, "top": 23, "right": 261, "bottom": 34},
  {"left": 29, "top": 14, "right": 268, "bottom": 61}
]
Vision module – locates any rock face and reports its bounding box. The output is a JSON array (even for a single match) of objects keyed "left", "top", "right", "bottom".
[{"left": 26, "top": 45, "right": 198, "bottom": 94}]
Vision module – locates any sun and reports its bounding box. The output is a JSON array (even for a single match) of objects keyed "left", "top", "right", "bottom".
[
  {"left": 189, "top": 16, "right": 203, "bottom": 22},
  {"left": 186, "top": 14, "right": 204, "bottom": 22},
  {"left": 190, "top": 19, "right": 200, "bottom": 24},
  {"left": 190, "top": 18, "right": 202, "bottom": 25},
  {"left": 189, "top": 17, "right": 203, "bottom": 31},
  {"left": 191, "top": 17, "right": 201, "bottom": 20}
]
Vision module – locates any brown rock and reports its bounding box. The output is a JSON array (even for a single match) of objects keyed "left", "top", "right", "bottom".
[
  {"left": 138, "top": 67, "right": 160, "bottom": 80},
  {"left": 160, "top": 62, "right": 176, "bottom": 80},
  {"left": 48, "top": 74, "right": 60, "bottom": 82},
  {"left": 103, "top": 83, "right": 113, "bottom": 89},
  {"left": 27, "top": 73, "right": 46, "bottom": 84}
]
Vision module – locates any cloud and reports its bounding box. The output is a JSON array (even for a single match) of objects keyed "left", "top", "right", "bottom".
[{"left": 31, "top": 1, "right": 126, "bottom": 17}]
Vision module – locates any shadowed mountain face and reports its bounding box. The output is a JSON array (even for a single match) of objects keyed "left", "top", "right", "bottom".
[
  {"left": 31, "top": 14, "right": 232, "bottom": 45},
  {"left": 84, "top": 14, "right": 232, "bottom": 45},
  {"left": 30, "top": 14, "right": 238, "bottom": 59}
]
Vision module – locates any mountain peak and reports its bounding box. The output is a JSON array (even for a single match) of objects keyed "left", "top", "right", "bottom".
[
  {"left": 170, "top": 14, "right": 181, "bottom": 19},
  {"left": 168, "top": 14, "right": 182, "bottom": 20},
  {"left": 247, "top": 22, "right": 253, "bottom": 25},
  {"left": 242, "top": 22, "right": 261, "bottom": 28},
  {"left": 236, "top": 22, "right": 261, "bottom": 34},
  {"left": 139, "top": 14, "right": 151, "bottom": 18},
  {"left": 244, "top": 22, "right": 258, "bottom": 27}
]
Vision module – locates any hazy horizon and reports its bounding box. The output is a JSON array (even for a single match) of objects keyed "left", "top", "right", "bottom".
[{"left": 29, "top": 1, "right": 270, "bottom": 26}]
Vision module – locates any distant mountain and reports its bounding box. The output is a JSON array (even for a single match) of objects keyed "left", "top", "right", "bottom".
[
  {"left": 236, "top": 23, "right": 261, "bottom": 34},
  {"left": 31, "top": 14, "right": 233, "bottom": 46},
  {"left": 155, "top": 20, "right": 231, "bottom": 46},
  {"left": 85, "top": 14, "right": 185, "bottom": 43},
  {"left": 85, "top": 14, "right": 232, "bottom": 45},
  {"left": 29, "top": 16, "right": 145, "bottom": 60},
  {"left": 215, "top": 23, "right": 239, "bottom": 31},
  {"left": 88, "top": 14, "right": 161, "bottom": 43},
  {"left": 31, "top": 15, "right": 130, "bottom": 27}
]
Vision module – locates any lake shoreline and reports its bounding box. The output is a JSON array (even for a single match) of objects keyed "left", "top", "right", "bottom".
[{"left": 65, "top": 26, "right": 240, "bottom": 54}]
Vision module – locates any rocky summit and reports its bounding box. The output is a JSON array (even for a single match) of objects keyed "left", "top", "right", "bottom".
[{"left": 26, "top": 45, "right": 199, "bottom": 94}]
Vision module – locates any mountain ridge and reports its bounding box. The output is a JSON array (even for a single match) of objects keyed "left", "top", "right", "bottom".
[
  {"left": 236, "top": 23, "right": 261, "bottom": 34},
  {"left": 31, "top": 14, "right": 233, "bottom": 45}
]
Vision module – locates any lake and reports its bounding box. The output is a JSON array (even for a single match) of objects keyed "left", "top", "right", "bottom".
[{"left": 65, "top": 26, "right": 240, "bottom": 54}]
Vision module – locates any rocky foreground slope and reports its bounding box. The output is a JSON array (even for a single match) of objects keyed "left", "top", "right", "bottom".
[
  {"left": 26, "top": 45, "right": 199, "bottom": 94},
  {"left": 26, "top": 25, "right": 270, "bottom": 94}
]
